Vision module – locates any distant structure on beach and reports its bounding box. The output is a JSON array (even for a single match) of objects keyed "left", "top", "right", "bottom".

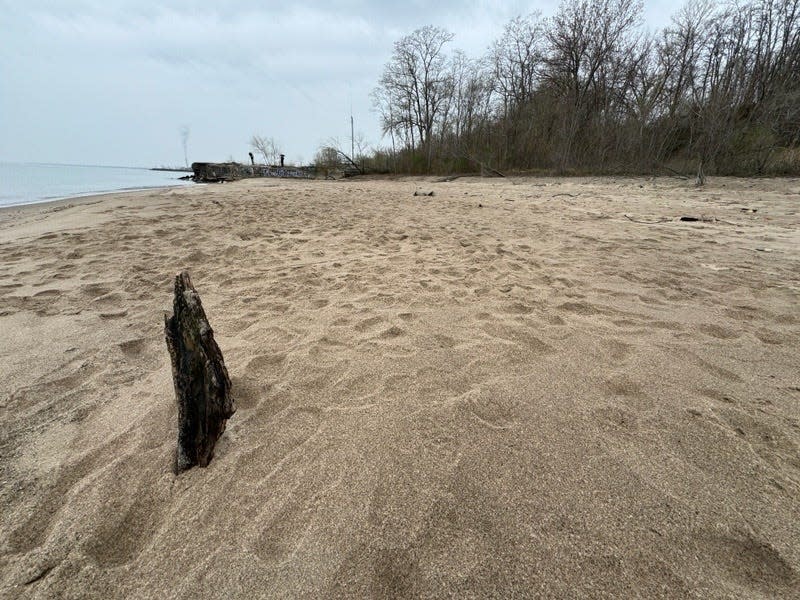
[{"left": 190, "top": 162, "right": 314, "bottom": 183}]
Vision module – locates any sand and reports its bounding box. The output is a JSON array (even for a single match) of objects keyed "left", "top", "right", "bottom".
[{"left": 0, "top": 175, "right": 798, "bottom": 598}]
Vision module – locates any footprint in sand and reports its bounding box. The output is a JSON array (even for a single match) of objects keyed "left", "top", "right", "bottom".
[
  {"left": 557, "top": 301, "right": 602, "bottom": 315},
  {"left": 77, "top": 455, "right": 170, "bottom": 569},
  {"left": 603, "top": 374, "right": 645, "bottom": 397},
  {"left": 246, "top": 353, "right": 288, "bottom": 375},
  {"left": 714, "top": 407, "right": 800, "bottom": 469},
  {"left": 754, "top": 328, "right": 787, "bottom": 345},
  {"left": 461, "top": 387, "right": 521, "bottom": 430},
  {"left": 696, "top": 388, "right": 736, "bottom": 404},
  {"left": 696, "top": 324, "right": 741, "bottom": 340},
  {"left": 117, "top": 338, "right": 146, "bottom": 356},
  {"left": 601, "top": 339, "right": 633, "bottom": 361},
  {"left": 430, "top": 334, "right": 457, "bottom": 348},
  {"left": 480, "top": 323, "right": 553, "bottom": 354},
  {"left": 254, "top": 499, "right": 314, "bottom": 564},
  {"left": 379, "top": 326, "right": 405, "bottom": 339},
  {"left": 32, "top": 289, "right": 61, "bottom": 298},
  {"left": 355, "top": 315, "right": 385, "bottom": 332},
  {"left": 229, "top": 375, "right": 267, "bottom": 410},
  {"left": 7, "top": 441, "right": 113, "bottom": 555},
  {"left": 99, "top": 310, "right": 128, "bottom": 319},
  {"left": 696, "top": 531, "right": 798, "bottom": 593},
  {"left": 603, "top": 374, "right": 654, "bottom": 411},
  {"left": 502, "top": 301, "right": 534, "bottom": 315},
  {"left": 80, "top": 283, "right": 111, "bottom": 298}
]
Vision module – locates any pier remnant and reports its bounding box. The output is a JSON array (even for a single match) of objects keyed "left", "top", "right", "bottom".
[
  {"left": 190, "top": 161, "right": 314, "bottom": 182},
  {"left": 165, "top": 271, "right": 234, "bottom": 473}
]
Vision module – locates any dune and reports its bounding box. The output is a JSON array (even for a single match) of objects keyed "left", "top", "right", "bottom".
[{"left": 0, "top": 176, "right": 798, "bottom": 598}]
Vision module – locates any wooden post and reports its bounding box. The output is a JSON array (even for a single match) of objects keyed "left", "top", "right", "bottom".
[{"left": 165, "top": 271, "right": 235, "bottom": 473}]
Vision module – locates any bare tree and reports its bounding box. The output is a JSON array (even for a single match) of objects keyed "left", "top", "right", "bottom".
[
  {"left": 250, "top": 135, "right": 280, "bottom": 165},
  {"left": 374, "top": 25, "right": 455, "bottom": 170},
  {"left": 544, "top": 0, "right": 644, "bottom": 170},
  {"left": 317, "top": 136, "right": 367, "bottom": 173},
  {"left": 363, "top": 2, "right": 799, "bottom": 177},
  {"left": 491, "top": 14, "right": 546, "bottom": 114},
  {"left": 314, "top": 146, "right": 341, "bottom": 175}
]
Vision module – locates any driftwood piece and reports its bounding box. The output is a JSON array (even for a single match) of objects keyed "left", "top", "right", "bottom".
[
  {"left": 624, "top": 214, "right": 672, "bottom": 224},
  {"left": 165, "top": 271, "right": 234, "bottom": 473},
  {"left": 624, "top": 214, "right": 739, "bottom": 226},
  {"left": 659, "top": 164, "right": 689, "bottom": 180},
  {"left": 414, "top": 190, "right": 435, "bottom": 196}
]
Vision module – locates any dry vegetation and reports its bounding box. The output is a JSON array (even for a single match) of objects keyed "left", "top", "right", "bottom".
[{"left": 356, "top": 0, "right": 800, "bottom": 176}]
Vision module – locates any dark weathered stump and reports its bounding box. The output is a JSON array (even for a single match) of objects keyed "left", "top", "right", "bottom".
[{"left": 165, "top": 271, "right": 234, "bottom": 473}]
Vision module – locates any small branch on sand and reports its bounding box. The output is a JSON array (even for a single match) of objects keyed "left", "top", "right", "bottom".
[
  {"left": 624, "top": 214, "right": 672, "bottom": 224},
  {"left": 680, "top": 215, "right": 739, "bottom": 225},
  {"left": 625, "top": 214, "right": 740, "bottom": 226},
  {"left": 552, "top": 193, "right": 578, "bottom": 198},
  {"left": 714, "top": 218, "right": 739, "bottom": 226},
  {"left": 24, "top": 565, "right": 55, "bottom": 586}
]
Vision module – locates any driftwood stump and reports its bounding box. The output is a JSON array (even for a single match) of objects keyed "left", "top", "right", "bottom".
[{"left": 165, "top": 271, "right": 234, "bottom": 473}]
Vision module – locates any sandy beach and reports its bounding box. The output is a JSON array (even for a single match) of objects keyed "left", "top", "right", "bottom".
[{"left": 1, "top": 176, "right": 798, "bottom": 598}]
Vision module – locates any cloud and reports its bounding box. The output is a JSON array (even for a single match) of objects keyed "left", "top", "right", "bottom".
[{"left": 0, "top": 1, "right": 680, "bottom": 167}]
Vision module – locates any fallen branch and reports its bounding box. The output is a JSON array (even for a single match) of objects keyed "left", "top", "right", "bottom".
[
  {"left": 480, "top": 162, "right": 509, "bottom": 179},
  {"left": 624, "top": 214, "right": 741, "bottom": 226},
  {"left": 680, "top": 215, "right": 739, "bottom": 224},
  {"left": 624, "top": 214, "right": 672, "bottom": 224},
  {"left": 658, "top": 164, "right": 689, "bottom": 180},
  {"left": 453, "top": 150, "right": 518, "bottom": 184}
]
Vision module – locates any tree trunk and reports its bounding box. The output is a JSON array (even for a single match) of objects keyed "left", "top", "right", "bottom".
[
  {"left": 165, "top": 271, "right": 235, "bottom": 473},
  {"left": 695, "top": 159, "right": 706, "bottom": 186}
]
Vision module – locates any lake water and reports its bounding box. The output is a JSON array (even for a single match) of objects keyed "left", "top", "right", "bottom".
[{"left": 0, "top": 162, "right": 194, "bottom": 207}]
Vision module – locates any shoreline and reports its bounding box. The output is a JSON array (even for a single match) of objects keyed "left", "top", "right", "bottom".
[{"left": 0, "top": 183, "right": 199, "bottom": 216}]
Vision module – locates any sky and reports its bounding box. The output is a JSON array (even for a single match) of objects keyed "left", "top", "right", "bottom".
[{"left": 0, "top": 1, "right": 675, "bottom": 169}]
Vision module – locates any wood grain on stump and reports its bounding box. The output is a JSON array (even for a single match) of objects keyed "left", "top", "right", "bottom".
[{"left": 165, "top": 271, "right": 234, "bottom": 473}]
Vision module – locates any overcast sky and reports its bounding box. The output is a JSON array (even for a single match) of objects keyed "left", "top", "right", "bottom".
[{"left": 0, "top": 1, "right": 675, "bottom": 168}]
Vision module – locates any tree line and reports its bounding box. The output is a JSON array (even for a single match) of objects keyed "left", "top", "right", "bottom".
[{"left": 365, "top": 0, "right": 800, "bottom": 176}]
